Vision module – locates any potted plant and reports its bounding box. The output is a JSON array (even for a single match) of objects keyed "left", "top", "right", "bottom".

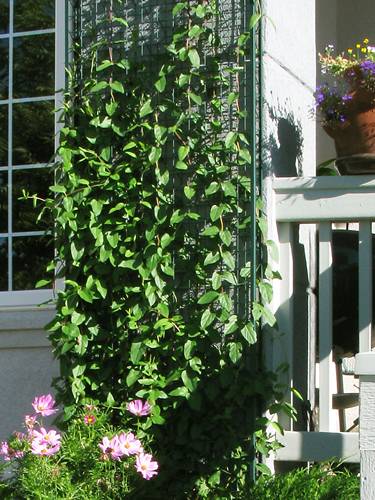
[{"left": 315, "top": 39, "right": 375, "bottom": 174}]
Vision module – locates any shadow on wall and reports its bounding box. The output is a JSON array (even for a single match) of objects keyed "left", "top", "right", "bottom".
[{"left": 264, "top": 102, "right": 304, "bottom": 177}]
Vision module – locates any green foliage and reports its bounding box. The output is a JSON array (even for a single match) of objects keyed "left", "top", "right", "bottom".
[
  {"left": 37, "top": 1, "right": 286, "bottom": 497},
  {"left": 250, "top": 462, "right": 360, "bottom": 500},
  {"left": 0, "top": 404, "right": 154, "bottom": 499}
]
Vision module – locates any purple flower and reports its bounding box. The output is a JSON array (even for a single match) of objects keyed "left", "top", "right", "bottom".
[
  {"left": 118, "top": 432, "right": 143, "bottom": 456},
  {"left": 32, "top": 428, "right": 61, "bottom": 448},
  {"left": 31, "top": 441, "right": 60, "bottom": 456},
  {"left": 127, "top": 400, "right": 151, "bottom": 417},
  {"left": 98, "top": 436, "right": 124, "bottom": 461},
  {"left": 32, "top": 394, "right": 57, "bottom": 417},
  {"left": 360, "top": 60, "right": 375, "bottom": 76},
  {"left": 0, "top": 442, "right": 11, "bottom": 461},
  {"left": 136, "top": 452, "right": 159, "bottom": 480}
]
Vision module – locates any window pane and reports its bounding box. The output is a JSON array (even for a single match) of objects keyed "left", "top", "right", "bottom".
[
  {"left": 0, "top": 1, "right": 9, "bottom": 34},
  {"left": 0, "top": 106, "right": 7, "bottom": 166},
  {"left": 0, "top": 171, "right": 7, "bottom": 232},
  {"left": 13, "top": 101, "right": 54, "bottom": 165},
  {"left": 14, "top": 0, "right": 55, "bottom": 32},
  {"left": 13, "top": 235, "right": 53, "bottom": 290},
  {"left": 13, "top": 34, "right": 54, "bottom": 98},
  {"left": 12, "top": 168, "right": 52, "bottom": 232},
  {"left": 0, "top": 39, "right": 9, "bottom": 100},
  {"left": 0, "top": 236, "right": 7, "bottom": 290}
]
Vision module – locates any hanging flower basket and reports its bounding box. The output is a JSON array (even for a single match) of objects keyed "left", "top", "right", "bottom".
[{"left": 315, "top": 41, "right": 375, "bottom": 174}]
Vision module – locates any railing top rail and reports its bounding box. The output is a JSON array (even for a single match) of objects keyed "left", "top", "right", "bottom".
[{"left": 273, "top": 175, "right": 375, "bottom": 222}]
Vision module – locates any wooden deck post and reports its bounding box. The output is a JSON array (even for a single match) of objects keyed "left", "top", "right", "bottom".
[{"left": 355, "top": 352, "right": 375, "bottom": 499}]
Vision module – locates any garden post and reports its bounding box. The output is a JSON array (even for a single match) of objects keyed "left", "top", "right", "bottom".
[{"left": 355, "top": 352, "right": 375, "bottom": 499}]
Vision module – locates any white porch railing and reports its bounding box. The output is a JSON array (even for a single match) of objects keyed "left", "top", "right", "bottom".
[{"left": 269, "top": 175, "right": 375, "bottom": 467}]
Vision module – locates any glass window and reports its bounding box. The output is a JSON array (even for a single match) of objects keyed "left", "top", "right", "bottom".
[
  {"left": 0, "top": 0, "right": 58, "bottom": 293},
  {"left": 14, "top": 0, "right": 55, "bottom": 32},
  {"left": 0, "top": 0, "right": 9, "bottom": 34}
]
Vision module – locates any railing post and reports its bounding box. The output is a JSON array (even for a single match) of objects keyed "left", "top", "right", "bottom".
[{"left": 355, "top": 352, "right": 375, "bottom": 499}]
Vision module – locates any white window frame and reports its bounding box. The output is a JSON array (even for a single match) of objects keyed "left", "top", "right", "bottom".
[{"left": 0, "top": 0, "right": 66, "bottom": 308}]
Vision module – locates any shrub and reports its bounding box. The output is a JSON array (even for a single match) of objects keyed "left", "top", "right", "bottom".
[
  {"left": 0, "top": 394, "right": 157, "bottom": 499},
  {"left": 250, "top": 462, "right": 359, "bottom": 500}
]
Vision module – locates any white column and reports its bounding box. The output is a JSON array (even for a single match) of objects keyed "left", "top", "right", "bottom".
[{"left": 355, "top": 352, "right": 375, "bottom": 499}]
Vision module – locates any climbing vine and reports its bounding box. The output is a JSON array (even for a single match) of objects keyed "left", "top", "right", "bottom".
[{"left": 39, "top": 1, "right": 290, "bottom": 497}]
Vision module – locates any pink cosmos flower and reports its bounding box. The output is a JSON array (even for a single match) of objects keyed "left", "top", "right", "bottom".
[
  {"left": 127, "top": 400, "right": 151, "bottom": 417},
  {"left": 98, "top": 436, "right": 123, "bottom": 461},
  {"left": 31, "top": 440, "right": 60, "bottom": 456},
  {"left": 118, "top": 432, "right": 143, "bottom": 456},
  {"left": 0, "top": 442, "right": 24, "bottom": 461},
  {"left": 32, "top": 394, "right": 57, "bottom": 417},
  {"left": 25, "top": 414, "right": 37, "bottom": 431},
  {"left": 32, "top": 428, "right": 61, "bottom": 448},
  {"left": 135, "top": 452, "right": 159, "bottom": 480},
  {"left": 0, "top": 442, "right": 10, "bottom": 461},
  {"left": 84, "top": 414, "right": 96, "bottom": 425}
]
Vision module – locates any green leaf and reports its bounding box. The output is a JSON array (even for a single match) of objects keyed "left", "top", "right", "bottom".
[
  {"left": 229, "top": 342, "right": 243, "bottom": 364},
  {"left": 90, "top": 81, "right": 108, "bottom": 93},
  {"left": 126, "top": 368, "right": 141, "bottom": 387},
  {"left": 205, "top": 182, "right": 220, "bottom": 196},
  {"left": 178, "top": 74, "right": 190, "bottom": 87},
  {"left": 178, "top": 145, "right": 189, "bottom": 161},
  {"left": 198, "top": 291, "right": 219, "bottom": 305},
  {"left": 184, "top": 186, "right": 195, "bottom": 199},
  {"left": 203, "top": 251, "right": 220, "bottom": 266},
  {"left": 210, "top": 205, "right": 223, "bottom": 222},
  {"left": 188, "top": 92, "right": 202, "bottom": 105},
  {"left": 201, "top": 226, "right": 219, "bottom": 237},
  {"left": 106, "top": 392, "right": 115, "bottom": 407},
  {"left": 155, "top": 75, "right": 166, "bottom": 92},
  {"left": 184, "top": 340, "right": 196, "bottom": 360},
  {"left": 176, "top": 161, "right": 188, "bottom": 170},
  {"left": 225, "top": 131, "right": 237, "bottom": 148},
  {"left": 35, "top": 279, "right": 51, "bottom": 288},
  {"left": 224, "top": 315, "right": 238, "bottom": 335},
  {"left": 262, "top": 306, "right": 276, "bottom": 326},
  {"left": 212, "top": 271, "right": 222, "bottom": 290},
  {"left": 172, "top": 2, "right": 187, "bottom": 16},
  {"left": 249, "top": 12, "right": 261, "bottom": 30},
  {"left": 169, "top": 386, "right": 189, "bottom": 398},
  {"left": 149, "top": 146, "right": 162, "bottom": 164},
  {"left": 161, "top": 233, "right": 173, "bottom": 248},
  {"left": 96, "top": 60, "right": 113, "bottom": 72},
  {"left": 110, "top": 81, "right": 124, "bottom": 94},
  {"left": 222, "top": 250, "right": 235, "bottom": 271},
  {"left": 140, "top": 99, "right": 153, "bottom": 118},
  {"left": 130, "top": 342, "right": 146, "bottom": 364},
  {"left": 78, "top": 288, "right": 94, "bottom": 303},
  {"left": 105, "top": 102, "right": 118, "bottom": 116},
  {"left": 259, "top": 281, "right": 273, "bottom": 303},
  {"left": 241, "top": 322, "right": 257, "bottom": 344},
  {"left": 188, "top": 48, "right": 200, "bottom": 68},
  {"left": 219, "top": 229, "right": 232, "bottom": 246},
  {"left": 181, "top": 370, "right": 196, "bottom": 392},
  {"left": 195, "top": 5, "right": 206, "bottom": 18},
  {"left": 200, "top": 309, "right": 216, "bottom": 329}
]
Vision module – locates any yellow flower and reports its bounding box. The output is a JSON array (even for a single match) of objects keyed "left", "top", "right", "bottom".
[
  {"left": 361, "top": 47, "right": 367, "bottom": 53},
  {"left": 364, "top": 38, "right": 369, "bottom": 44},
  {"left": 356, "top": 43, "right": 361, "bottom": 48},
  {"left": 347, "top": 48, "right": 353, "bottom": 54}
]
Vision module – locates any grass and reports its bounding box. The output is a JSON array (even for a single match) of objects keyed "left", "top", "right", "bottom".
[{"left": 249, "top": 462, "right": 359, "bottom": 500}]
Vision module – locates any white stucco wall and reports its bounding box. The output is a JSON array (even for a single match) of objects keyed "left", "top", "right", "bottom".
[
  {"left": 0, "top": 308, "right": 58, "bottom": 441},
  {"left": 316, "top": 0, "right": 375, "bottom": 164},
  {"left": 262, "top": 0, "right": 316, "bottom": 178}
]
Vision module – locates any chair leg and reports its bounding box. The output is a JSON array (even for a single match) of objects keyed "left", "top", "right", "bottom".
[{"left": 335, "top": 359, "right": 346, "bottom": 432}]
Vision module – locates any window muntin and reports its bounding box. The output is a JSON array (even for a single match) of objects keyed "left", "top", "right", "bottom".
[{"left": 0, "top": 1, "right": 58, "bottom": 294}]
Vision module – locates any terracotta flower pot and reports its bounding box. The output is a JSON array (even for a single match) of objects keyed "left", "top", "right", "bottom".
[{"left": 323, "top": 87, "right": 375, "bottom": 174}]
